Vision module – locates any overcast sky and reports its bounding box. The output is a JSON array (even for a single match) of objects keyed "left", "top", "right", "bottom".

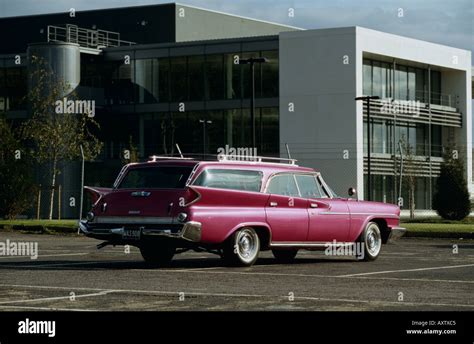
[{"left": 1, "top": 0, "right": 473, "bottom": 53}]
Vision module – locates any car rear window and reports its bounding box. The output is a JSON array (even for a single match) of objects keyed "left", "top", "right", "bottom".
[
  {"left": 192, "top": 169, "right": 263, "bottom": 192},
  {"left": 118, "top": 166, "right": 193, "bottom": 189}
]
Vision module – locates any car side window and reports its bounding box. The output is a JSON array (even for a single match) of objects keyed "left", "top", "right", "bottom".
[
  {"left": 295, "top": 175, "right": 324, "bottom": 199},
  {"left": 266, "top": 174, "right": 300, "bottom": 197}
]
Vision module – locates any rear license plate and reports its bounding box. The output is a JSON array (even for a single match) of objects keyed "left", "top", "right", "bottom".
[{"left": 122, "top": 228, "right": 141, "bottom": 241}]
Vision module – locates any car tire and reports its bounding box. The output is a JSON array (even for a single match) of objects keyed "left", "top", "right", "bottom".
[
  {"left": 140, "top": 242, "right": 175, "bottom": 267},
  {"left": 272, "top": 249, "right": 298, "bottom": 263},
  {"left": 358, "top": 221, "right": 382, "bottom": 261},
  {"left": 222, "top": 227, "right": 260, "bottom": 267}
]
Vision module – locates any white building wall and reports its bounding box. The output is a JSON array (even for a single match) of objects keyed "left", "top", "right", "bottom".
[{"left": 279, "top": 27, "right": 359, "bottom": 198}]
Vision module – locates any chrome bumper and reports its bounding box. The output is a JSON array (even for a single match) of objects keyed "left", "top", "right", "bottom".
[
  {"left": 79, "top": 220, "right": 202, "bottom": 242},
  {"left": 388, "top": 226, "right": 406, "bottom": 242}
]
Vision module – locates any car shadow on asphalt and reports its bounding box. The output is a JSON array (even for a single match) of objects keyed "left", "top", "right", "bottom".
[{"left": 0, "top": 256, "right": 356, "bottom": 271}]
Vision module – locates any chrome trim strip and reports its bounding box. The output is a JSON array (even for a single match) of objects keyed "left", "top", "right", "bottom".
[
  {"left": 80, "top": 220, "right": 202, "bottom": 243},
  {"left": 94, "top": 216, "right": 176, "bottom": 224},
  {"left": 318, "top": 212, "right": 399, "bottom": 218},
  {"left": 270, "top": 242, "right": 355, "bottom": 248},
  {"left": 388, "top": 226, "right": 407, "bottom": 241}
]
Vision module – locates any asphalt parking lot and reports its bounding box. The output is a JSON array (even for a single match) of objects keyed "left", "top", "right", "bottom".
[{"left": 0, "top": 232, "right": 472, "bottom": 311}]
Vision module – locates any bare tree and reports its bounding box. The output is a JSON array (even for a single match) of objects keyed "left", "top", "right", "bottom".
[
  {"left": 399, "top": 136, "right": 416, "bottom": 219},
  {"left": 22, "top": 55, "right": 102, "bottom": 219}
]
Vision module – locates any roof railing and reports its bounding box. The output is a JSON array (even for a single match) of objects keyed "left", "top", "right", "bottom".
[
  {"left": 47, "top": 24, "right": 135, "bottom": 50},
  {"left": 217, "top": 154, "right": 298, "bottom": 165},
  {"left": 148, "top": 155, "right": 194, "bottom": 162},
  {"left": 147, "top": 154, "right": 298, "bottom": 166}
]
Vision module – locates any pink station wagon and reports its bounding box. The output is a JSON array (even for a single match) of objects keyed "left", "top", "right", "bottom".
[{"left": 79, "top": 155, "right": 406, "bottom": 267}]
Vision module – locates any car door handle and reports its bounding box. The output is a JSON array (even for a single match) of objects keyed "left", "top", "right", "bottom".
[
  {"left": 270, "top": 202, "right": 278, "bottom": 207},
  {"left": 310, "top": 201, "right": 331, "bottom": 209}
]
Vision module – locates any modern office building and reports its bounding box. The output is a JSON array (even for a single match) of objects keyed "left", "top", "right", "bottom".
[{"left": 0, "top": 3, "right": 472, "bottom": 218}]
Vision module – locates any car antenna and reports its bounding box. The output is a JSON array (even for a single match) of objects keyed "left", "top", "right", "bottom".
[
  {"left": 175, "top": 143, "right": 184, "bottom": 158},
  {"left": 285, "top": 143, "right": 292, "bottom": 160}
]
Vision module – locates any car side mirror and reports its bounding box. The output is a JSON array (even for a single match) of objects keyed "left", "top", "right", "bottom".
[{"left": 348, "top": 187, "right": 356, "bottom": 197}]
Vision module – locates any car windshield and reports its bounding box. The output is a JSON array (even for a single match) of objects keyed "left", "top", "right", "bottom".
[
  {"left": 193, "top": 169, "right": 262, "bottom": 192},
  {"left": 118, "top": 166, "right": 193, "bottom": 189}
]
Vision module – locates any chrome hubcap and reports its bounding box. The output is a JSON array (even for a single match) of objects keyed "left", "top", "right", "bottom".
[
  {"left": 236, "top": 229, "right": 258, "bottom": 263},
  {"left": 366, "top": 225, "right": 381, "bottom": 257}
]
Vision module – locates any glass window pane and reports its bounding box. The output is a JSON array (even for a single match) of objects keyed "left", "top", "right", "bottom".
[
  {"left": 206, "top": 110, "right": 225, "bottom": 154},
  {"left": 119, "top": 166, "right": 193, "bottom": 189},
  {"left": 380, "top": 62, "right": 389, "bottom": 98},
  {"left": 260, "top": 107, "right": 279, "bottom": 155},
  {"left": 431, "top": 124, "right": 442, "bottom": 157},
  {"left": 134, "top": 59, "right": 158, "bottom": 103},
  {"left": 430, "top": 70, "right": 441, "bottom": 105},
  {"left": 373, "top": 61, "right": 382, "bottom": 98},
  {"left": 295, "top": 175, "right": 323, "bottom": 199},
  {"left": 205, "top": 54, "right": 224, "bottom": 100},
  {"left": 188, "top": 55, "right": 204, "bottom": 101},
  {"left": 193, "top": 169, "right": 263, "bottom": 192},
  {"left": 224, "top": 53, "right": 241, "bottom": 99},
  {"left": 415, "top": 68, "right": 425, "bottom": 102},
  {"left": 267, "top": 174, "right": 299, "bottom": 197},
  {"left": 170, "top": 56, "right": 186, "bottom": 102},
  {"left": 242, "top": 52, "right": 260, "bottom": 99},
  {"left": 261, "top": 50, "right": 278, "bottom": 98},
  {"left": 158, "top": 58, "right": 170, "bottom": 102},
  {"left": 396, "top": 66, "right": 408, "bottom": 100},
  {"left": 363, "top": 59, "right": 372, "bottom": 95},
  {"left": 408, "top": 67, "right": 416, "bottom": 101}
]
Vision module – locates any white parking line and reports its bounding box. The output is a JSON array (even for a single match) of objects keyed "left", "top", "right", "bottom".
[
  {"left": 337, "top": 263, "right": 474, "bottom": 277},
  {"left": 0, "top": 305, "right": 99, "bottom": 311},
  {"left": 350, "top": 276, "right": 474, "bottom": 284},
  {"left": 0, "top": 260, "right": 134, "bottom": 268},
  {"left": 0, "top": 291, "right": 112, "bottom": 305},
  {"left": 0, "top": 283, "right": 471, "bottom": 309},
  {"left": 0, "top": 253, "right": 88, "bottom": 260}
]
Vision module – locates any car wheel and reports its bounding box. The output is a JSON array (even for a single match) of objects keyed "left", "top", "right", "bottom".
[
  {"left": 272, "top": 249, "right": 298, "bottom": 263},
  {"left": 140, "top": 242, "right": 175, "bottom": 267},
  {"left": 223, "top": 227, "right": 260, "bottom": 267},
  {"left": 359, "top": 221, "right": 382, "bottom": 261}
]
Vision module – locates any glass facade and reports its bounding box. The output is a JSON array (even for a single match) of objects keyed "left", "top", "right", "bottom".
[
  {"left": 363, "top": 119, "right": 443, "bottom": 157},
  {"left": 363, "top": 59, "right": 442, "bottom": 105},
  {"left": 96, "top": 107, "right": 279, "bottom": 160},
  {"left": 364, "top": 174, "right": 436, "bottom": 210},
  {"left": 72, "top": 43, "right": 280, "bottom": 189},
  {"left": 0, "top": 60, "right": 27, "bottom": 111},
  {"left": 362, "top": 58, "right": 450, "bottom": 209},
  {"left": 102, "top": 50, "right": 278, "bottom": 105}
]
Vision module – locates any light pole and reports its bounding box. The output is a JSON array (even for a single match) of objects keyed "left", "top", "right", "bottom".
[
  {"left": 199, "top": 119, "right": 212, "bottom": 158},
  {"left": 355, "top": 95, "right": 380, "bottom": 201},
  {"left": 238, "top": 57, "right": 268, "bottom": 150}
]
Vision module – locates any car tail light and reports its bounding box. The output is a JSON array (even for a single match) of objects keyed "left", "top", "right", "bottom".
[{"left": 184, "top": 187, "right": 201, "bottom": 206}]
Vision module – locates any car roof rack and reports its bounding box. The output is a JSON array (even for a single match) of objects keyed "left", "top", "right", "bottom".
[
  {"left": 217, "top": 154, "right": 298, "bottom": 166},
  {"left": 148, "top": 155, "right": 194, "bottom": 162}
]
